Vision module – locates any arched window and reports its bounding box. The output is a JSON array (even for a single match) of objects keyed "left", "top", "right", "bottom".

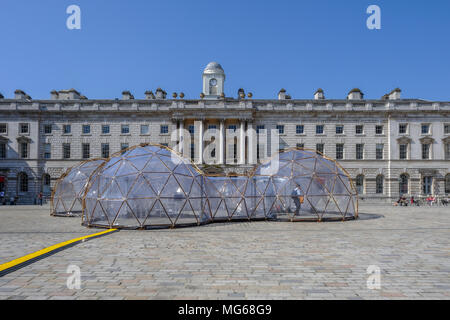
[
  {"left": 445, "top": 174, "right": 450, "bottom": 194},
  {"left": 355, "top": 175, "right": 364, "bottom": 194},
  {"left": 18, "top": 172, "right": 28, "bottom": 192},
  {"left": 376, "top": 175, "right": 384, "bottom": 194},
  {"left": 399, "top": 174, "right": 409, "bottom": 195}
]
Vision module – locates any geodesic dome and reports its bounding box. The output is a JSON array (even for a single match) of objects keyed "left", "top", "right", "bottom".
[
  {"left": 251, "top": 148, "right": 358, "bottom": 221},
  {"left": 82, "top": 144, "right": 210, "bottom": 229},
  {"left": 51, "top": 159, "right": 106, "bottom": 217},
  {"left": 204, "top": 175, "right": 253, "bottom": 221}
]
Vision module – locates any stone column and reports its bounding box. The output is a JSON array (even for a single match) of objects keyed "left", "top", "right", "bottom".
[
  {"left": 247, "top": 121, "right": 255, "bottom": 164},
  {"left": 178, "top": 120, "right": 184, "bottom": 155},
  {"left": 239, "top": 120, "right": 246, "bottom": 165},
  {"left": 198, "top": 119, "right": 204, "bottom": 164},
  {"left": 219, "top": 119, "right": 225, "bottom": 164}
]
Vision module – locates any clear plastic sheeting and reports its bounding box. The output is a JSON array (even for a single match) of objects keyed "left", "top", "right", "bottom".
[
  {"left": 251, "top": 148, "right": 358, "bottom": 221},
  {"left": 82, "top": 144, "right": 210, "bottom": 229},
  {"left": 204, "top": 175, "right": 257, "bottom": 221},
  {"left": 51, "top": 159, "right": 106, "bottom": 216}
]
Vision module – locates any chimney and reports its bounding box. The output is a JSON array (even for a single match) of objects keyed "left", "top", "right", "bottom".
[
  {"left": 278, "top": 88, "right": 286, "bottom": 100},
  {"left": 122, "top": 91, "right": 134, "bottom": 100},
  {"left": 57, "top": 89, "right": 81, "bottom": 100},
  {"left": 14, "top": 90, "right": 27, "bottom": 100},
  {"left": 388, "top": 88, "right": 401, "bottom": 100},
  {"left": 347, "top": 88, "right": 364, "bottom": 100},
  {"left": 155, "top": 88, "right": 167, "bottom": 99},
  {"left": 145, "top": 90, "right": 155, "bottom": 100},
  {"left": 314, "top": 88, "right": 325, "bottom": 100},
  {"left": 50, "top": 90, "right": 59, "bottom": 100}
]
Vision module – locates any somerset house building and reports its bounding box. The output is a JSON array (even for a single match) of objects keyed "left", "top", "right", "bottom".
[{"left": 0, "top": 62, "right": 449, "bottom": 204}]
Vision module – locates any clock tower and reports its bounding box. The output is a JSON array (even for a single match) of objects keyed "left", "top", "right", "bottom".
[{"left": 202, "top": 62, "right": 225, "bottom": 99}]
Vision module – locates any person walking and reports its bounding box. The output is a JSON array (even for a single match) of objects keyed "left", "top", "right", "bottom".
[
  {"left": 38, "top": 192, "right": 43, "bottom": 206},
  {"left": 291, "top": 184, "right": 304, "bottom": 216}
]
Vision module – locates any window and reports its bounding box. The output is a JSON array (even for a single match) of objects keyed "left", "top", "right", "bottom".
[
  {"left": 375, "top": 125, "right": 383, "bottom": 135},
  {"left": 376, "top": 144, "right": 384, "bottom": 160},
  {"left": 355, "top": 175, "right": 364, "bottom": 194},
  {"left": 399, "top": 123, "right": 408, "bottom": 134},
  {"left": 233, "top": 140, "right": 237, "bottom": 162},
  {"left": 421, "top": 124, "right": 430, "bottom": 135},
  {"left": 399, "top": 144, "right": 408, "bottom": 160},
  {"left": 356, "top": 144, "right": 364, "bottom": 160},
  {"left": 101, "top": 143, "right": 109, "bottom": 158},
  {"left": 296, "top": 143, "right": 304, "bottom": 150},
  {"left": 421, "top": 143, "right": 431, "bottom": 160},
  {"left": 63, "top": 143, "right": 71, "bottom": 159},
  {"left": 399, "top": 174, "right": 409, "bottom": 195},
  {"left": 0, "top": 143, "right": 6, "bottom": 158},
  {"left": 296, "top": 125, "right": 304, "bottom": 134},
  {"left": 43, "top": 143, "right": 51, "bottom": 159},
  {"left": 18, "top": 172, "right": 28, "bottom": 192},
  {"left": 228, "top": 125, "right": 237, "bottom": 132},
  {"left": 82, "top": 125, "right": 91, "bottom": 134},
  {"left": 120, "top": 143, "right": 129, "bottom": 153},
  {"left": 445, "top": 174, "right": 450, "bottom": 194},
  {"left": 208, "top": 125, "right": 217, "bottom": 133},
  {"left": 445, "top": 124, "right": 450, "bottom": 135},
  {"left": 316, "top": 143, "right": 324, "bottom": 155},
  {"left": 139, "top": 124, "right": 149, "bottom": 135},
  {"left": 422, "top": 176, "right": 433, "bottom": 195},
  {"left": 446, "top": 143, "right": 450, "bottom": 160},
  {"left": 20, "top": 123, "right": 29, "bottom": 134},
  {"left": 316, "top": 125, "right": 324, "bottom": 134},
  {"left": 102, "top": 125, "right": 110, "bottom": 134},
  {"left": 43, "top": 174, "right": 51, "bottom": 192},
  {"left": 121, "top": 124, "right": 130, "bottom": 134},
  {"left": 188, "top": 125, "right": 195, "bottom": 134},
  {"left": 160, "top": 125, "right": 168, "bottom": 134},
  {"left": 20, "top": 143, "right": 28, "bottom": 158},
  {"left": 44, "top": 124, "right": 52, "bottom": 134},
  {"left": 190, "top": 143, "right": 195, "bottom": 161},
  {"left": 335, "top": 125, "right": 344, "bottom": 135},
  {"left": 336, "top": 144, "right": 344, "bottom": 160},
  {"left": 0, "top": 123, "right": 7, "bottom": 134},
  {"left": 211, "top": 147, "right": 216, "bottom": 158},
  {"left": 256, "top": 125, "right": 265, "bottom": 134},
  {"left": 355, "top": 125, "right": 364, "bottom": 135},
  {"left": 376, "top": 175, "right": 384, "bottom": 194},
  {"left": 63, "top": 124, "right": 71, "bottom": 134},
  {"left": 276, "top": 125, "right": 284, "bottom": 134},
  {"left": 82, "top": 143, "right": 90, "bottom": 159}
]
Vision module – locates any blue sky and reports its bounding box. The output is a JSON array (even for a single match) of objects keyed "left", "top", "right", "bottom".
[{"left": 0, "top": 0, "right": 449, "bottom": 100}]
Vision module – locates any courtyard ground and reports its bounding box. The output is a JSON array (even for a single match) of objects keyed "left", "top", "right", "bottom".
[{"left": 0, "top": 203, "right": 449, "bottom": 300}]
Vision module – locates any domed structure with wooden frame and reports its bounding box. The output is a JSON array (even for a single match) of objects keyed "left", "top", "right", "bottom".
[{"left": 50, "top": 158, "right": 106, "bottom": 217}]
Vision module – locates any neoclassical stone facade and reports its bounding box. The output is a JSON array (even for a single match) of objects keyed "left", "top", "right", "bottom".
[{"left": 0, "top": 62, "right": 449, "bottom": 204}]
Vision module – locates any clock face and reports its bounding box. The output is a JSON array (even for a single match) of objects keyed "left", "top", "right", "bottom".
[{"left": 209, "top": 78, "right": 217, "bottom": 86}]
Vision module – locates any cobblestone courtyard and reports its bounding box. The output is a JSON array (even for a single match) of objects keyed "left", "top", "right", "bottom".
[{"left": 0, "top": 204, "right": 449, "bottom": 300}]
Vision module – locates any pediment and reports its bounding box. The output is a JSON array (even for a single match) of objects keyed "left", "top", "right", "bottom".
[
  {"left": 419, "top": 136, "right": 435, "bottom": 144},
  {"left": 396, "top": 136, "right": 411, "bottom": 144},
  {"left": 16, "top": 136, "right": 32, "bottom": 143}
]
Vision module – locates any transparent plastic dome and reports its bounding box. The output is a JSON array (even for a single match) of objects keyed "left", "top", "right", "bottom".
[
  {"left": 204, "top": 175, "right": 255, "bottom": 221},
  {"left": 251, "top": 148, "right": 358, "bottom": 221},
  {"left": 82, "top": 144, "right": 210, "bottom": 229},
  {"left": 51, "top": 159, "right": 106, "bottom": 216}
]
